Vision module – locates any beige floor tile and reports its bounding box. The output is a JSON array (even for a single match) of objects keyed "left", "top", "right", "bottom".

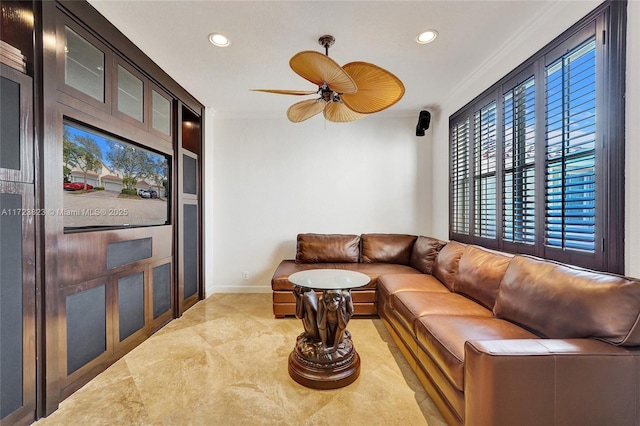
[{"left": 35, "top": 293, "right": 447, "bottom": 426}]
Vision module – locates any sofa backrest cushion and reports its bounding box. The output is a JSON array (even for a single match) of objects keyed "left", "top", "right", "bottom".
[
  {"left": 432, "top": 241, "right": 466, "bottom": 291},
  {"left": 409, "top": 236, "right": 447, "bottom": 274},
  {"left": 296, "top": 233, "right": 360, "bottom": 263},
  {"left": 494, "top": 255, "right": 640, "bottom": 346},
  {"left": 360, "top": 234, "right": 418, "bottom": 265},
  {"left": 454, "top": 245, "right": 512, "bottom": 310}
]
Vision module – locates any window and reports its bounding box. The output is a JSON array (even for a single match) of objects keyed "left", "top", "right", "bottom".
[
  {"left": 545, "top": 39, "right": 597, "bottom": 251},
  {"left": 451, "top": 119, "right": 470, "bottom": 235},
  {"left": 474, "top": 102, "right": 497, "bottom": 239},
  {"left": 449, "top": 1, "right": 625, "bottom": 273},
  {"left": 503, "top": 77, "right": 536, "bottom": 244}
]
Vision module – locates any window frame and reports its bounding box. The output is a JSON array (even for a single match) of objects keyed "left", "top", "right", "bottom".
[{"left": 448, "top": 0, "right": 626, "bottom": 273}]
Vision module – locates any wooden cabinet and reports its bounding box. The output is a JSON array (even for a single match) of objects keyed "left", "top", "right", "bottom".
[
  {"left": 2, "top": 0, "right": 204, "bottom": 421},
  {"left": 0, "top": 63, "right": 37, "bottom": 425},
  {"left": 177, "top": 104, "right": 202, "bottom": 315}
]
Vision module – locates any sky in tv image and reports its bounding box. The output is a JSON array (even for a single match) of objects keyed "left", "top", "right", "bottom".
[{"left": 62, "top": 121, "right": 169, "bottom": 229}]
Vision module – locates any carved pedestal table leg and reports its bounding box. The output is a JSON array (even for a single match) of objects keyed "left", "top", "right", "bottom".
[{"left": 288, "top": 286, "right": 360, "bottom": 389}]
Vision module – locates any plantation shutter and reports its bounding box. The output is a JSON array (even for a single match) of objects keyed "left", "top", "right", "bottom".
[
  {"left": 544, "top": 38, "right": 597, "bottom": 252},
  {"left": 473, "top": 102, "right": 497, "bottom": 238},
  {"left": 451, "top": 119, "right": 470, "bottom": 235},
  {"left": 503, "top": 77, "right": 535, "bottom": 244}
]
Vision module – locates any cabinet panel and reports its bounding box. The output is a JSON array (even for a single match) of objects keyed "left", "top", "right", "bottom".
[
  {"left": 182, "top": 154, "right": 197, "bottom": 195},
  {"left": 57, "top": 14, "right": 112, "bottom": 113},
  {"left": 1, "top": 76, "right": 20, "bottom": 169},
  {"left": 116, "top": 64, "right": 143, "bottom": 122},
  {"left": 117, "top": 271, "right": 145, "bottom": 342},
  {"left": 0, "top": 182, "right": 36, "bottom": 424},
  {"left": 151, "top": 88, "right": 171, "bottom": 137},
  {"left": 182, "top": 203, "right": 198, "bottom": 300},
  {"left": 0, "top": 193, "right": 24, "bottom": 418},
  {"left": 64, "top": 26, "right": 105, "bottom": 102},
  {"left": 152, "top": 262, "right": 171, "bottom": 319},
  {"left": 65, "top": 283, "right": 107, "bottom": 375},
  {"left": 0, "top": 63, "right": 33, "bottom": 183}
]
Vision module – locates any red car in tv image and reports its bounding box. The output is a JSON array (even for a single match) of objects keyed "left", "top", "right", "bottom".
[{"left": 63, "top": 182, "right": 94, "bottom": 191}]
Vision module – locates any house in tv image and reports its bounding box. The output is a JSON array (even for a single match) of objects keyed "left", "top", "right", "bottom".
[
  {"left": 68, "top": 170, "right": 99, "bottom": 188},
  {"left": 100, "top": 174, "right": 123, "bottom": 192}
]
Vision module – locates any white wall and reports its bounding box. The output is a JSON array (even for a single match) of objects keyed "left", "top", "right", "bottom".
[
  {"left": 429, "top": 0, "right": 640, "bottom": 275},
  {"left": 207, "top": 115, "right": 429, "bottom": 293},
  {"left": 202, "top": 1, "right": 640, "bottom": 295}
]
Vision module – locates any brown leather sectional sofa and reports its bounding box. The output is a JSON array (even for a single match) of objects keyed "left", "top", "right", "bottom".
[{"left": 271, "top": 233, "right": 640, "bottom": 425}]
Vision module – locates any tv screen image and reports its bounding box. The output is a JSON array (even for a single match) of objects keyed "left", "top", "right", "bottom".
[{"left": 62, "top": 120, "right": 170, "bottom": 230}]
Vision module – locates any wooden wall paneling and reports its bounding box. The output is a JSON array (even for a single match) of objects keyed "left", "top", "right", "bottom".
[
  {"left": 57, "top": 226, "right": 172, "bottom": 285},
  {"left": 41, "top": 0, "right": 64, "bottom": 414}
]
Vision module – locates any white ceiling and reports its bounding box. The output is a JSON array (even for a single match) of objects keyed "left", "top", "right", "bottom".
[{"left": 87, "top": 0, "right": 602, "bottom": 119}]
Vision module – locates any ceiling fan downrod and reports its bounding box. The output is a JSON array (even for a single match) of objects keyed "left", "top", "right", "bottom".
[{"left": 318, "top": 35, "right": 335, "bottom": 56}]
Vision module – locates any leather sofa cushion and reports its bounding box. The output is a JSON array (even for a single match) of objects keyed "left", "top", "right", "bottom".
[
  {"left": 392, "top": 292, "right": 493, "bottom": 333},
  {"left": 296, "top": 233, "right": 360, "bottom": 263},
  {"left": 334, "top": 263, "right": 421, "bottom": 289},
  {"left": 360, "top": 234, "right": 417, "bottom": 265},
  {"left": 454, "top": 245, "right": 512, "bottom": 310},
  {"left": 272, "top": 260, "right": 421, "bottom": 291},
  {"left": 415, "top": 315, "right": 538, "bottom": 391},
  {"left": 378, "top": 274, "right": 449, "bottom": 304},
  {"left": 409, "top": 236, "right": 447, "bottom": 274},
  {"left": 432, "top": 241, "right": 466, "bottom": 291},
  {"left": 494, "top": 255, "right": 640, "bottom": 346}
]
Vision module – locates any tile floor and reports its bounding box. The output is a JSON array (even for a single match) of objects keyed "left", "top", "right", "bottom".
[{"left": 35, "top": 293, "right": 446, "bottom": 425}]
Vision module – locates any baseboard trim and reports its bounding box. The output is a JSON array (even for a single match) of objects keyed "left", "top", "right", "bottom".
[{"left": 206, "top": 285, "right": 272, "bottom": 295}]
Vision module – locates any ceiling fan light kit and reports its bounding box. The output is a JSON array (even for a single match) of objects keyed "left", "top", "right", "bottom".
[{"left": 252, "top": 35, "right": 405, "bottom": 123}]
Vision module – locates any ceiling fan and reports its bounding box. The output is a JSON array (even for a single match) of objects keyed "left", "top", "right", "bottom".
[{"left": 252, "top": 35, "right": 405, "bottom": 123}]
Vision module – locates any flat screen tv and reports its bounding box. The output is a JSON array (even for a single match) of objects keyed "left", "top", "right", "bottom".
[{"left": 62, "top": 119, "right": 170, "bottom": 231}]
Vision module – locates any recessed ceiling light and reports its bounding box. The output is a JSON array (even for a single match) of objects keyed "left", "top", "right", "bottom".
[
  {"left": 416, "top": 30, "right": 438, "bottom": 44},
  {"left": 208, "top": 33, "right": 230, "bottom": 47}
]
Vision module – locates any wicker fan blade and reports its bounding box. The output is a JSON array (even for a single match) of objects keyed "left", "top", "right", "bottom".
[
  {"left": 290, "top": 51, "right": 357, "bottom": 94},
  {"left": 341, "top": 62, "right": 405, "bottom": 114},
  {"left": 251, "top": 89, "right": 317, "bottom": 95},
  {"left": 287, "top": 99, "right": 326, "bottom": 122},
  {"left": 324, "top": 102, "right": 365, "bottom": 123}
]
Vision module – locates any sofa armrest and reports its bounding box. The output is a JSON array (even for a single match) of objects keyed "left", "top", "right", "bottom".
[{"left": 464, "top": 339, "right": 640, "bottom": 426}]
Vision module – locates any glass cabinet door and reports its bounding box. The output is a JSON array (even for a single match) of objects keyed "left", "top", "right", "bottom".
[
  {"left": 64, "top": 26, "right": 105, "bottom": 102},
  {"left": 117, "top": 65, "right": 143, "bottom": 122},
  {"left": 152, "top": 89, "right": 171, "bottom": 136}
]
